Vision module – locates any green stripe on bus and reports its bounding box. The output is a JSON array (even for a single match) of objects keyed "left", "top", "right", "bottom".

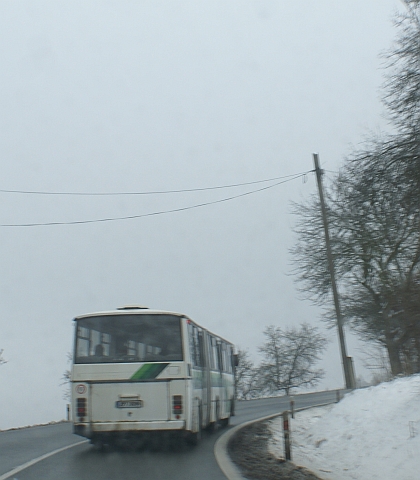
[{"left": 130, "top": 363, "right": 169, "bottom": 380}]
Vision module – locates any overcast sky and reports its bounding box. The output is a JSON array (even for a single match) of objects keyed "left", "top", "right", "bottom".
[{"left": 0, "top": 0, "right": 401, "bottom": 429}]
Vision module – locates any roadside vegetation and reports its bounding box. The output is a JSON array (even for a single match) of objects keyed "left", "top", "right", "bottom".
[
  {"left": 236, "top": 1, "right": 420, "bottom": 400},
  {"left": 290, "top": 0, "right": 420, "bottom": 379},
  {"left": 0, "top": 349, "right": 6, "bottom": 366},
  {"left": 235, "top": 324, "right": 327, "bottom": 399},
  {"left": 61, "top": 352, "right": 72, "bottom": 400}
]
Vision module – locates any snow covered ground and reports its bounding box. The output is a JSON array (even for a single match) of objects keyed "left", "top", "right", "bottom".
[{"left": 269, "top": 375, "right": 420, "bottom": 480}]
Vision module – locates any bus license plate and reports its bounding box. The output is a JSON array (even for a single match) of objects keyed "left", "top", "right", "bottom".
[{"left": 115, "top": 400, "right": 143, "bottom": 408}]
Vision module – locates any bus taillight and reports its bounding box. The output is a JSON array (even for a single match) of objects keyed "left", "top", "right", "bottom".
[
  {"left": 77, "top": 397, "right": 87, "bottom": 420},
  {"left": 173, "top": 395, "right": 183, "bottom": 417}
]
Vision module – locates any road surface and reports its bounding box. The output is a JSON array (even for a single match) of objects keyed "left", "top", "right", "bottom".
[{"left": 0, "top": 390, "right": 342, "bottom": 480}]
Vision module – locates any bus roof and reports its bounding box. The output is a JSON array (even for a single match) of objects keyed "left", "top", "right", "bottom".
[
  {"left": 73, "top": 307, "right": 234, "bottom": 347},
  {"left": 74, "top": 307, "right": 187, "bottom": 321}
]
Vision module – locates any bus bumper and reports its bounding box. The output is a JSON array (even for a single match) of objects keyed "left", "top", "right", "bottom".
[{"left": 73, "top": 420, "right": 185, "bottom": 438}]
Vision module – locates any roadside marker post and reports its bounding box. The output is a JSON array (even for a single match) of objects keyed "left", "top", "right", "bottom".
[
  {"left": 290, "top": 397, "right": 295, "bottom": 419},
  {"left": 282, "top": 411, "right": 292, "bottom": 461}
]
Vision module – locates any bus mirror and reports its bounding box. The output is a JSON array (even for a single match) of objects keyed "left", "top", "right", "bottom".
[{"left": 233, "top": 354, "right": 239, "bottom": 367}]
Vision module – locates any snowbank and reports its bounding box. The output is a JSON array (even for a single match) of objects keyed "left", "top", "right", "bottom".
[{"left": 269, "top": 375, "right": 420, "bottom": 480}]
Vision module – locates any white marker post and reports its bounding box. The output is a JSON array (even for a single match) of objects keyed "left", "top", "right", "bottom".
[
  {"left": 290, "top": 396, "right": 295, "bottom": 419},
  {"left": 282, "top": 411, "right": 292, "bottom": 461}
]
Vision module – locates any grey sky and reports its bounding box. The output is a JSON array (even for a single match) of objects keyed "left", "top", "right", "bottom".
[{"left": 0, "top": 0, "right": 400, "bottom": 429}]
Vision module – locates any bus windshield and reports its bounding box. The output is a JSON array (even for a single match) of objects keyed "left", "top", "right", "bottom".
[{"left": 74, "top": 314, "right": 183, "bottom": 364}]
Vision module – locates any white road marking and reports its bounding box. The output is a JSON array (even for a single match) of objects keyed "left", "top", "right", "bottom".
[
  {"left": 214, "top": 413, "right": 281, "bottom": 480},
  {"left": 0, "top": 440, "right": 88, "bottom": 480}
]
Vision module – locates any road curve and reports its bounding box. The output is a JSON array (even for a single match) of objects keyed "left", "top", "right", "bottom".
[{"left": 0, "top": 390, "right": 342, "bottom": 480}]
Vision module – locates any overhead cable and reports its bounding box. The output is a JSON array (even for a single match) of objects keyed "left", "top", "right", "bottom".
[
  {"left": 0, "top": 171, "right": 312, "bottom": 196},
  {"left": 0, "top": 173, "right": 308, "bottom": 227}
]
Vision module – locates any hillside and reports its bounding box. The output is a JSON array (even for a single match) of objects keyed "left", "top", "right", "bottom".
[{"left": 269, "top": 375, "right": 420, "bottom": 480}]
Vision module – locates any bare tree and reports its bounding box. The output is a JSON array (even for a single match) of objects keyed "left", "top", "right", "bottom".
[
  {"left": 61, "top": 352, "right": 72, "bottom": 400},
  {"left": 362, "top": 344, "right": 393, "bottom": 385},
  {"left": 258, "top": 324, "right": 327, "bottom": 396},
  {"left": 290, "top": 0, "right": 420, "bottom": 378},
  {"left": 234, "top": 348, "right": 262, "bottom": 400},
  {"left": 381, "top": 0, "right": 420, "bottom": 205},
  {"left": 383, "top": 0, "right": 420, "bottom": 133},
  {"left": 291, "top": 146, "right": 420, "bottom": 376},
  {"left": 0, "top": 349, "right": 6, "bottom": 366}
]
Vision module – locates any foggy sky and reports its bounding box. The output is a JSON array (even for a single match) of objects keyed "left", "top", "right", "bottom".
[{"left": 0, "top": 0, "right": 400, "bottom": 429}]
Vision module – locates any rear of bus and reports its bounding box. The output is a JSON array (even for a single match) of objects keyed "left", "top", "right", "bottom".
[{"left": 71, "top": 307, "right": 193, "bottom": 447}]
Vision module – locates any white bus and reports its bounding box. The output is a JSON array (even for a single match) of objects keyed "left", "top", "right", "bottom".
[{"left": 71, "top": 306, "right": 236, "bottom": 447}]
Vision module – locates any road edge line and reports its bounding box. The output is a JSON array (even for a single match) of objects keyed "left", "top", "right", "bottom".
[
  {"left": 214, "top": 402, "right": 338, "bottom": 480},
  {"left": 214, "top": 412, "right": 282, "bottom": 480},
  {"left": 0, "top": 440, "right": 88, "bottom": 480}
]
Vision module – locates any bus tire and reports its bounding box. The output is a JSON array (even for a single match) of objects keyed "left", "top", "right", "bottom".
[
  {"left": 209, "top": 400, "right": 220, "bottom": 432},
  {"left": 187, "top": 404, "right": 202, "bottom": 446},
  {"left": 219, "top": 397, "right": 234, "bottom": 428},
  {"left": 220, "top": 416, "right": 229, "bottom": 428},
  {"left": 91, "top": 437, "right": 106, "bottom": 452}
]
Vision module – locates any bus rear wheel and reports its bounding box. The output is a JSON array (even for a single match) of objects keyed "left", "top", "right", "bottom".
[
  {"left": 219, "top": 416, "right": 229, "bottom": 428},
  {"left": 186, "top": 406, "right": 202, "bottom": 446},
  {"left": 209, "top": 400, "right": 221, "bottom": 432},
  {"left": 90, "top": 436, "right": 108, "bottom": 452}
]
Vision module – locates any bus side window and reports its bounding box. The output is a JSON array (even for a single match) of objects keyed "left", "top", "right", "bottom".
[
  {"left": 208, "top": 335, "right": 215, "bottom": 370},
  {"left": 228, "top": 345, "right": 235, "bottom": 372},
  {"left": 188, "top": 323, "right": 202, "bottom": 368},
  {"left": 217, "top": 342, "right": 223, "bottom": 372},
  {"left": 220, "top": 343, "right": 226, "bottom": 373},
  {"left": 225, "top": 344, "right": 233, "bottom": 374},
  {"left": 188, "top": 323, "right": 194, "bottom": 365},
  {"left": 211, "top": 337, "right": 219, "bottom": 371},
  {"left": 198, "top": 331, "right": 205, "bottom": 368},
  {"left": 220, "top": 342, "right": 232, "bottom": 373}
]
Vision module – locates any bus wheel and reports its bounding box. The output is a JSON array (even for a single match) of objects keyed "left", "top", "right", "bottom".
[
  {"left": 220, "top": 416, "right": 229, "bottom": 428},
  {"left": 91, "top": 438, "right": 106, "bottom": 452},
  {"left": 209, "top": 400, "right": 220, "bottom": 432},
  {"left": 230, "top": 397, "right": 235, "bottom": 416},
  {"left": 186, "top": 406, "right": 202, "bottom": 446}
]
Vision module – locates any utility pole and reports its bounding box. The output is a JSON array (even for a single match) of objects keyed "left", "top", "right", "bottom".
[{"left": 313, "top": 153, "right": 355, "bottom": 390}]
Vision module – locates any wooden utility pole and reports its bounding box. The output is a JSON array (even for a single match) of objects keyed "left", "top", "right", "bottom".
[{"left": 313, "top": 153, "right": 355, "bottom": 390}]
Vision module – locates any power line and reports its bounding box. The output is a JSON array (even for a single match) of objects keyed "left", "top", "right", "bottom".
[
  {"left": 0, "top": 173, "right": 308, "bottom": 227},
  {"left": 0, "top": 172, "right": 312, "bottom": 196}
]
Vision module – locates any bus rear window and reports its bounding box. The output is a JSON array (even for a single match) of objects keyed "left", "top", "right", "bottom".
[{"left": 74, "top": 314, "right": 183, "bottom": 364}]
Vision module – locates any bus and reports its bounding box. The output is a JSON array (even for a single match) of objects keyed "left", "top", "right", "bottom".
[{"left": 71, "top": 306, "right": 237, "bottom": 447}]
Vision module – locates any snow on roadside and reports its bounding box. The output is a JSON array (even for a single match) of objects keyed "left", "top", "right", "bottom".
[
  {"left": 269, "top": 375, "right": 420, "bottom": 480},
  {"left": 0, "top": 420, "right": 68, "bottom": 432}
]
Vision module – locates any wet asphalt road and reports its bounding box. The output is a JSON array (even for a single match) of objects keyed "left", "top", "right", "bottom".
[{"left": 0, "top": 390, "right": 342, "bottom": 480}]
